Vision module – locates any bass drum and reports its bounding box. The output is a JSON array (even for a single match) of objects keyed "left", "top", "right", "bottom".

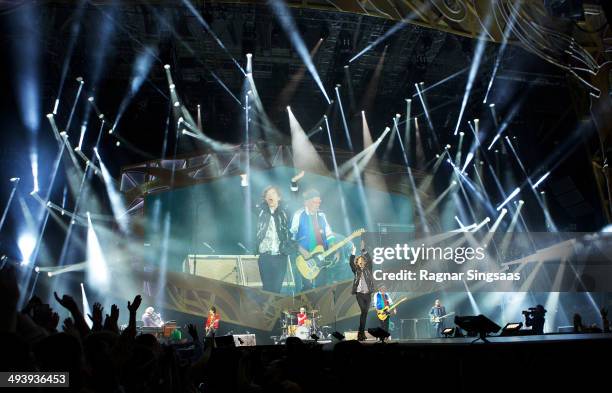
[{"left": 295, "top": 326, "right": 311, "bottom": 340}]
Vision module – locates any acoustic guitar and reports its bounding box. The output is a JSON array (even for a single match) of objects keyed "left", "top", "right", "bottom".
[{"left": 296, "top": 228, "right": 365, "bottom": 280}]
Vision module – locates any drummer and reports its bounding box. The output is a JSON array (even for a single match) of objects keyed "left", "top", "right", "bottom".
[{"left": 297, "top": 307, "right": 309, "bottom": 326}]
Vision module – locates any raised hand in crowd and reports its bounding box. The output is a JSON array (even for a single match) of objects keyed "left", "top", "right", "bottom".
[
  {"left": 54, "top": 291, "right": 90, "bottom": 337},
  {"left": 62, "top": 317, "right": 79, "bottom": 338},
  {"left": 21, "top": 294, "right": 42, "bottom": 315},
  {"left": 123, "top": 294, "right": 142, "bottom": 338},
  {"left": 103, "top": 303, "right": 120, "bottom": 334},
  {"left": 32, "top": 304, "right": 60, "bottom": 333},
  {"left": 87, "top": 302, "right": 104, "bottom": 331},
  {"left": 127, "top": 294, "right": 142, "bottom": 314}
]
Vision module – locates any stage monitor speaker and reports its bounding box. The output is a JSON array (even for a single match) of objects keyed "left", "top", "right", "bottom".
[
  {"left": 214, "top": 334, "right": 257, "bottom": 348},
  {"left": 454, "top": 315, "right": 501, "bottom": 339},
  {"left": 233, "top": 334, "right": 256, "bottom": 347},
  {"left": 344, "top": 331, "right": 376, "bottom": 341}
]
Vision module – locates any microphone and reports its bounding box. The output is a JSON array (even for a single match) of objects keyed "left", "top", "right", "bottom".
[
  {"left": 202, "top": 242, "right": 216, "bottom": 253},
  {"left": 237, "top": 242, "right": 251, "bottom": 254}
]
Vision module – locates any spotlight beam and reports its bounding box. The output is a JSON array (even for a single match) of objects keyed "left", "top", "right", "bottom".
[
  {"left": 335, "top": 87, "right": 353, "bottom": 150},
  {"left": 454, "top": 19, "right": 490, "bottom": 135},
  {"left": 269, "top": 0, "right": 330, "bottom": 103},
  {"left": 181, "top": 0, "right": 245, "bottom": 74},
  {"left": 496, "top": 187, "right": 521, "bottom": 211},
  {"left": 395, "top": 124, "right": 429, "bottom": 232},
  {"left": 323, "top": 116, "right": 351, "bottom": 235},
  {"left": 0, "top": 179, "right": 20, "bottom": 233}
]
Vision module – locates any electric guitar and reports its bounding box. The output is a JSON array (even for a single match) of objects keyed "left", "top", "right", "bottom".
[
  {"left": 296, "top": 228, "right": 365, "bottom": 280},
  {"left": 430, "top": 311, "right": 455, "bottom": 324},
  {"left": 376, "top": 297, "right": 408, "bottom": 321}
]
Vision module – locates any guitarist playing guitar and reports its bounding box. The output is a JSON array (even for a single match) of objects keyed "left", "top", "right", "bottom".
[
  {"left": 290, "top": 188, "right": 339, "bottom": 291},
  {"left": 374, "top": 286, "right": 396, "bottom": 333},
  {"left": 430, "top": 299, "right": 448, "bottom": 337}
]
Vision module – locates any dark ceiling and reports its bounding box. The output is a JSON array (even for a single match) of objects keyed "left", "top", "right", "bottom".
[{"left": 0, "top": 1, "right": 602, "bottom": 236}]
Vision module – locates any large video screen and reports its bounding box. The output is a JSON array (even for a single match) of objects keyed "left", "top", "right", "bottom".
[{"left": 143, "top": 166, "right": 413, "bottom": 292}]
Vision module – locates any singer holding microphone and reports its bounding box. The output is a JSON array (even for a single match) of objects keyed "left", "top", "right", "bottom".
[
  {"left": 240, "top": 171, "right": 304, "bottom": 293},
  {"left": 142, "top": 306, "right": 164, "bottom": 327}
]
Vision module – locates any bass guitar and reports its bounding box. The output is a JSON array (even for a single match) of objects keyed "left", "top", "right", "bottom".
[
  {"left": 376, "top": 297, "right": 408, "bottom": 321},
  {"left": 296, "top": 228, "right": 365, "bottom": 280}
]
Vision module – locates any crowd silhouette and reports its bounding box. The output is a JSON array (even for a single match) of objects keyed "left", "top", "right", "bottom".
[{"left": 2, "top": 264, "right": 611, "bottom": 392}]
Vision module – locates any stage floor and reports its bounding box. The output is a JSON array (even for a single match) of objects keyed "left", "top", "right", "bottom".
[{"left": 274, "top": 332, "right": 612, "bottom": 347}]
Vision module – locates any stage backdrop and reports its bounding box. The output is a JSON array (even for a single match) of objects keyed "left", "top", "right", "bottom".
[{"left": 143, "top": 166, "right": 413, "bottom": 290}]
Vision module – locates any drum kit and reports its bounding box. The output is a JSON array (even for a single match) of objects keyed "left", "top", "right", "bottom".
[{"left": 279, "top": 309, "right": 330, "bottom": 341}]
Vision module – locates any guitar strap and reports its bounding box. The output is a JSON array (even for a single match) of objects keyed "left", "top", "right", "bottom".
[{"left": 311, "top": 214, "right": 324, "bottom": 247}]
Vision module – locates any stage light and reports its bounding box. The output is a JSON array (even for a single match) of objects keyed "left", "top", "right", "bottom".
[
  {"left": 454, "top": 315, "right": 501, "bottom": 343},
  {"left": 88, "top": 97, "right": 94, "bottom": 102},
  {"left": 459, "top": 131, "right": 464, "bottom": 136},
  {"left": 29, "top": 190, "right": 37, "bottom": 196},
  {"left": 519, "top": 200, "right": 524, "bottom": 205},
  {"left": 59, "top": 131, "right": 67, "bottom": 137},
  {"left": 442, "top": 328, "right": 455, "bottom": 337},
  {"left": 178, "top": 117, "right": 184, "bottom": 123},
  {"left": 46, "top": 201, "right": 51, "bottom": 207},
  {"left": 86, "top": 212, "right": 109, "bottom": 290},
  {"left": 47, "top": 272, "right": 52, "bottom": 277},
  {"left": 532, "top": 171, "right": 550, "bottom": 189},
  {"left": 34, "top": 266, "right": 39, "bottom": 273},
  {"left": 181, "top": 129, "right": 187, "bottom": 135},
  {"left": 496, "top": 187, "right": 521, "bottom": 211},
  {"left": 445, "top": 144, "right": 451, "bottom": 149},
  {"left": 10, "top": 177, "right": 20, "bottom": 182},
  {"left": 395, "top": 113, "right": 401, "bottom": 118},
  {"left": 115, "top": 141, "right": 120, "bottom": 147},
  {"left": 18, "top": 233, "right": 36, "bottom": 266},
  {"left": 98, "top": 114, "right": 104, "bottom": 119},
  {"left": 46, "top": 113, "right": 53, "bottom": 119},
  {"left": 500, "top": 322, "right": 523, "bottom": 336},
  {"left": 174, "top": 101, "right": 180, "bottom": 107},
  {"left": 76, "top": 76, "right": 83, "bottom": 82},
  {"left": 169, "top": 83, "right": 175, "bottom": 90},
  {"left": 164, "top": 64, "right": 170, "bottom": 70},
  {"left": 489, "top": 103, "right": 495, "bottom": 107},
  {"left": 80, "top": 282, "right": 93, "bottom": 328},
  {"left": 246, "top": 53, "right": 252, "bottom": 58}
]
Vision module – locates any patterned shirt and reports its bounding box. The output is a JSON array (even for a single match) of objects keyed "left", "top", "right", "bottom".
[
  {"left": 356, "top": 273, "right": 369, "bottom": 294},
  {"left": 258, "top": 210, "right": 280, "bottom": 254}
]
